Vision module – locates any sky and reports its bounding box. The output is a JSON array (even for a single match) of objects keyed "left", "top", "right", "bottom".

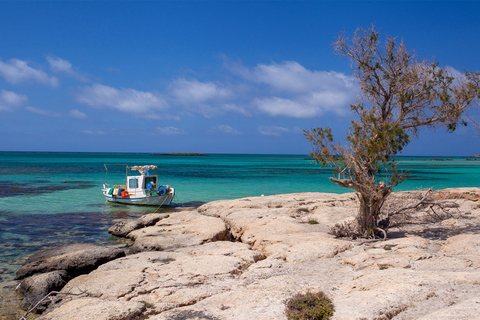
[{"left": 0, "top": 1, "right": 479, "bottom": 155}]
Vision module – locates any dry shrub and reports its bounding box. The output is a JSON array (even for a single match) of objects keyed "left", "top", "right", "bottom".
[
  {"left": 373, "top": 304, "right": 408, "bottom": 320},
  {"left": 285, "top": 291, "right": 334, "bottom": 320},
  {"left": 383, "top": 189, "right": 459, "bottom": 228},
  {"left": 329, "top": 220, "right": 358, "bottom": 238}
]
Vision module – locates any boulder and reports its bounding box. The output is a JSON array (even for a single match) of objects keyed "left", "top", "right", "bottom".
[
  {"left": 17, "top": 270, "right": 69, "bottom": 312},
  {"left": 128, "top": 211, "right": 230, "bottom": 253},
  {"left": 16, "top": 244, "right": 125, "bottom": 280},
  {"left": 108, "top": 213, "right": 169, "bottom": 237}
]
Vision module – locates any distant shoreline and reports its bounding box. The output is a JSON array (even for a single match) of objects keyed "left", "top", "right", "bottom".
[{"left": 152, "top": 153, "right": 207, "bottom": 156}]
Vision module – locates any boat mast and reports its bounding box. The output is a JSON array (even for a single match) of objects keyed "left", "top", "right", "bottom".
[{"left": 104, "top": 164, "right": 108, "bottom": 184}]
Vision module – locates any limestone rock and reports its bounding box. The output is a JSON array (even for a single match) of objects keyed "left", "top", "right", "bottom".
[
  {"left": 176, "top": 241, "right": 266, "bottom": 264},
  {"left": 434, "top": 188, "right": 480, "bottom": 202},
  {"left": 17, "top": 270, "right": 69, "bottom": 312},
  {"left": 108, "top": 213, "right": 169, "bottom": 237},
  {"left": 16, "top": 243, "right": 125, "bottom": 280},
  {"left": 37, "top": 297, "right": 145, "bottom": 320},
  {"left": 128, "top": 211, "right": 230, "bottom": 253},
  {"left": 150, "top": 276, "right": 300, "bottom": 320},
  {"left": 417, "top": 297, "right": 480, "bottom": 320},
  {"left": 441, "top": 234, "right": 480, "bottom": 256},
  {"left": 198, "top": 193, "right": 356, "bottom": 259},
  {"left": 59, "top": 244, "right": 252, "bottom": 310}
]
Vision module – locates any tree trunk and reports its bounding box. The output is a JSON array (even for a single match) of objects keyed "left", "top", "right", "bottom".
[
  {"left": 330, "top": 177, "right": 392, "bottom": 238},
  {"left": 356, "top": 184, "right": 391, "bottom": 237}
]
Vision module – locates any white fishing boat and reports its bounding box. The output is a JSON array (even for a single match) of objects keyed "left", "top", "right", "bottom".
[{"left": 102, "top": 164, "right": 175, "bottom": 206}]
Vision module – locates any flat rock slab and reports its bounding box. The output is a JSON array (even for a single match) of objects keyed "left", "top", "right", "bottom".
[
  {"left": 60, "top": 242, "right": 257, "bottom": 305},
  {"left": 198, "top": 192, "right": 357, "bottom": 244},
  {"left": 37, "top": 297, "right": 146, "bottom": 320},
  {"left": 16, "top": 243, "right": 125, "bottom": 280},
  {"left": 128, "top": 211, "right": 230, "bottom": 253}
]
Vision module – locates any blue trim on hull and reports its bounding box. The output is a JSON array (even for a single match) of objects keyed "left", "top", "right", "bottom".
[{"left": 103, "top": 193, "right": 174, "bottom": 206}]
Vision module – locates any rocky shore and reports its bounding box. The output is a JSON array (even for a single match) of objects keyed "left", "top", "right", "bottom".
[{"left": 13, "top": 188, "right": 480, "bottom": 320}]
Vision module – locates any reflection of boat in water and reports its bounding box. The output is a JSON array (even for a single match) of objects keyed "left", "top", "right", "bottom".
[{"left": 102, "top": 164, "right": 175, "bottom": 206}]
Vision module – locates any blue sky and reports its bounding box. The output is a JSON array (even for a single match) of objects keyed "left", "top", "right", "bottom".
[{"left": 0, "top": 1, "right": 479, "bottom": 155}]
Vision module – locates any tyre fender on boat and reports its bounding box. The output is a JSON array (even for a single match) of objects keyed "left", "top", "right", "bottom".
[{"left": 158, "top": 186, "right": 167, "bottom": 195}]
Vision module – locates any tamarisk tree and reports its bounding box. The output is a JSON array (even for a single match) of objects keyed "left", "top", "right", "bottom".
[{"left": 304, "top": 26, "right": 480, "bottom": 238}]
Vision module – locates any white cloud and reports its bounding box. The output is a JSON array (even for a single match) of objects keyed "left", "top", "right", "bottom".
[
  {"left": 25, "top": 106, "right": 61, "bottom": 117},
  {"left": 210, "top": 125, "right": 242, "bottom": 135},
  {"left": 168, "top": 78, "right": 240, "bottom": 118},
  {"left": 222, "top": 103, "right": 251, "bottom": 116},
  {"left": 83, "top": 130, "right": 106, "bottom": 135},
  {"left": 69, "top": 109, "right": 87, "bottom": 119},
  {"left": 170, "top": 78, "right": 232, "bottom": 105},
  {"left": 253, "top": 97, "right": 321, "bottom": 118},
  {"left": 257, "top": 125, "right": 291, "bottom": 137},
  {"left": 156, "top": 126, "right": 187, "bottom": 135},
  {"left": 106, "top": 67, "right": 121, "bottom": 73},
  {"left": 47, "top": 56, "right": 73, "bottom": 72},
  {"left": 76, "top": 83, "right": 169, "bottom": 118},
  {"left": 47, "top": 56, "right": 89, "bottom": 82},
  {"left": 0, "top": 58, "right": 58, "bottom": 87},
  {"left": 230, "top": 60, "right": 357, "bottom": 118},
  {"left": 0, "top": 89, "right": 28, "bottom": 112},
  {"left": 166, "top": 61, "right": 356, "bottom": 120}
]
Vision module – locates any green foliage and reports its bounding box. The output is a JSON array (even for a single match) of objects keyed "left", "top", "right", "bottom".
[
  {"left": 286, "top": 291, "right": 335, "bottom": 320},
  {"left": 308, "top": 219, "right": 319, "bottom": 225}
]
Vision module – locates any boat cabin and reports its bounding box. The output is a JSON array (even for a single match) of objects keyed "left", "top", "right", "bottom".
[{"left": 127, "top": 174, "right": 158, "bottom": 193}]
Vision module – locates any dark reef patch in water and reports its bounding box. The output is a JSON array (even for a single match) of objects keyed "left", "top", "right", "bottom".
[{"left": 0, "top": 180, "right": 95, "bottom": 198}]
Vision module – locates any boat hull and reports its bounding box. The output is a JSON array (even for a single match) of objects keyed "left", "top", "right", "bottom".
[{"left": 103, "top": 190, "right": 175, "bottom": 206}]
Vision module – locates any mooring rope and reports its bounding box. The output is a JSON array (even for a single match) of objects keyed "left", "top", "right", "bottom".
[{"left": 153, "top": 194, "right": 169, "bottom": 213}]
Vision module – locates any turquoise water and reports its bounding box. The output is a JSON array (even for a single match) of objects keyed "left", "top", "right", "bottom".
[{"left": 0, "top": 152, "right": 479, "bottom": 281}]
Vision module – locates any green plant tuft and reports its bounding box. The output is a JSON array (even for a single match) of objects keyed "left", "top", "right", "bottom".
[
  {"left": 308, "top": 219, "right": 319, "bottom": 225},
  {"left": 286, "top": 291, "right": 334, "bottom": 320},
  {"left": 140, "top": 301, "right": 155, "bottom": 309}
]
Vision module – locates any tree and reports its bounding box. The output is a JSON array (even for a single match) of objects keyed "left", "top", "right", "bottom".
[{"left": 304, "top": 26, "right": 480, "bottom": 238}]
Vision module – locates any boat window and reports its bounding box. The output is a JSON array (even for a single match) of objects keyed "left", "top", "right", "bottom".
[
  {"left": 129, "top": 178, "right": 138, "bottom": 189},
  {"left": 145, "top": 177, "right": 157, "bottom": 185}
]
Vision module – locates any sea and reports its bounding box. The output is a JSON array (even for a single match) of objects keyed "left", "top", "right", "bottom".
[{"left": 0, "top": 152, "right": 479, "bottom": 316}]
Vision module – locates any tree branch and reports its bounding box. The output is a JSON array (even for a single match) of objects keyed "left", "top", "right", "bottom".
[{"left": 19, "top": 289, "right": 88, "bottom": 320}]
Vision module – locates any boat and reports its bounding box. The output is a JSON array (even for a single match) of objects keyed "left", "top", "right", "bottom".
[{"left": 102, "top": 164, "right": 175, "bottom": 206}]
